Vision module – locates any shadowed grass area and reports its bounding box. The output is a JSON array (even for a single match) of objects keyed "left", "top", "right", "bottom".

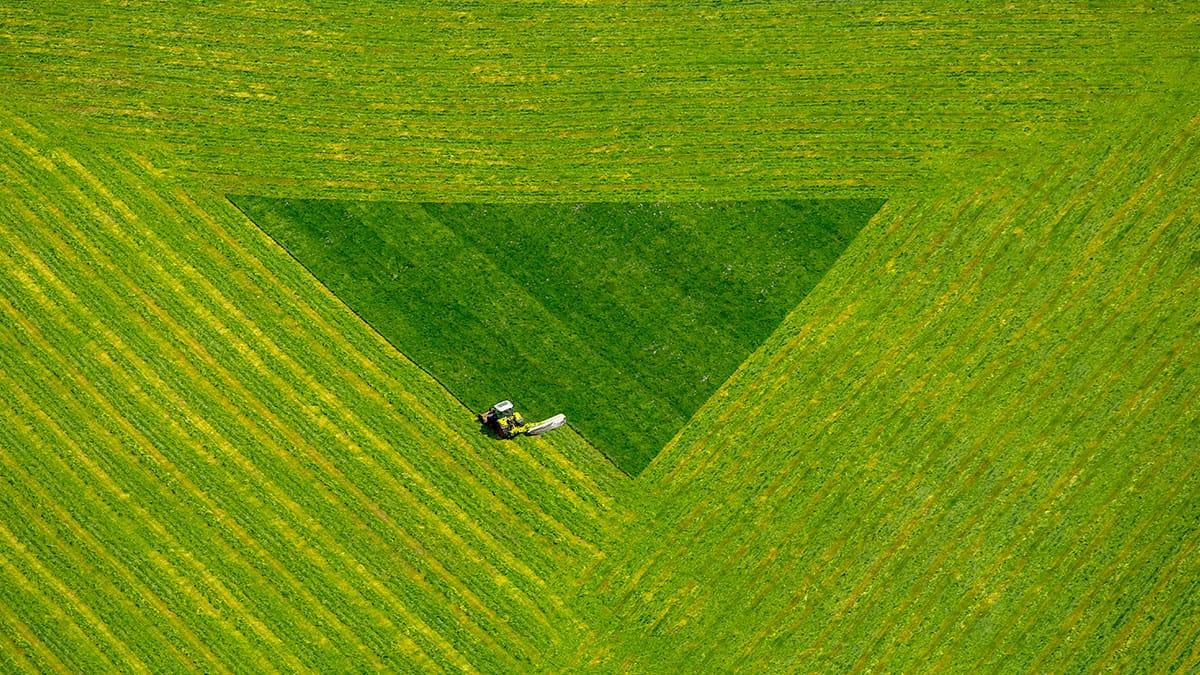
[{"left": 229, "top": 198, "right": 881, "bottom": 474}]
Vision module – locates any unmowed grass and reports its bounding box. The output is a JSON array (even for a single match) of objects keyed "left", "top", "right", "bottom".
[{"left": 230, "top": 197, "right": 879, "bottom": 474}]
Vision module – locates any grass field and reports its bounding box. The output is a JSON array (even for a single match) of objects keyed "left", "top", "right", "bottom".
[
  {"left": 2, "top": 1, "right": 1199, "bottom": 672},
  {"left": 228, "top": 197, "right": 878, "bottom": 474}
]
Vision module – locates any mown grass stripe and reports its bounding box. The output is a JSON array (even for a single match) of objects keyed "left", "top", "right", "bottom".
[
  {"left": 1022, "top": 331, "right": 1198, "bottom": 657},
  {"left": 651, "top": 198, "right": 909, "bottom": 485},
  {"left": 0, "top": 214, "right": 424, "bottom": 670},
  {"left": 1024, "top": 448, "right": 1200, "bottom": 669},
  {"left": 0, "top": 271, "right": 340, "bottom": 671},
  {"left": 938, "top": 434, "right": 1187, "bottom": 668},
  {"left": 23, "top": 182, "right": 532, "bottom": 669},
  {"left": 585, "top": 103, "right": 1195, "bottom": 662},
  {"left": 0, "top": 556, "right": 78, "bottom": 673},
  {"left": 0, "top": 197, "right": 454, "bottom": 670},
  {"left": 0, "top": 612, "right": 39, "bottom": 674},
  {"left": 1078, "top": 479, "right": 1200, "bottom": 669},
  {"left": 4, "top": 4, "right": 1200, "bottom": 670},
  {"left": 1171, "top": 608, "right": 1200, "bottom": 673},
  {"left": 676, "top": 321, "right": 1180, "bottom": 667},
  {"left": 653, "top": 130, "right": 1119, "bottom": 531},
  {"left": 0, "top": 417, "right": 240, "bottom": 674},
  {"left": 0, "top": 518, "right": 147, "bottom": 673},
  {"left": 0, "top": 552, "right": 100, "bottom": 673},
  {"left": 911, "top": 380, "right": 1195, "bottom": 669},
  {"left": 883, "top": 324, "right": 1190, "bottom": 662},
  {"left": 0, "top": 439, "right": 217, "bottom": 672},
  {"left": 9, "top": 2, "right": 1173, "bottom": 198},
  {"left": 888, "top": 133, "right": 1195, "bottom": 662},
  {"left": 0, "top": 301, "right": 330, "bottom": 674},
  {"left": 825, "top": 142, "right": 1200, "bottom": 667}
]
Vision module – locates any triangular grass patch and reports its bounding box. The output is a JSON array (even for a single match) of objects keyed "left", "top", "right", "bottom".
[{"left": 230, "top": 198, "right": 881, "bottom": 475}]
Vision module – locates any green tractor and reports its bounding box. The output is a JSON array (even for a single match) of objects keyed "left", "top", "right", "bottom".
[{"left": 478, "top": 400, "right": 566, "bottom": 439}]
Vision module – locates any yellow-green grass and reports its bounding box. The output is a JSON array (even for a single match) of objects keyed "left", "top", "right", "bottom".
[
  {"left": 1, "top": 1, "right": 1198, "bottom": 671},
  {"left": 228, "top": 197, "right": 878, "bottom": 474},
  {"left": 5, "top": 3, "right": 1194, "bottom": 200},
  {"left": 585, "top": 111, "right": 1200, "bottom": 671}
]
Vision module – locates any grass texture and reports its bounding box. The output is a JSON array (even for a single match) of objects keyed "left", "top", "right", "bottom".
[{"left": 1, "top": 1, "right": 1198, "bottom": 672}]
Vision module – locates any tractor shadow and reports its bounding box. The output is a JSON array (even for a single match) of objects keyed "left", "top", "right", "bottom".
[{"left": 475, "top": 418, "right": 509, "bottom": 441}]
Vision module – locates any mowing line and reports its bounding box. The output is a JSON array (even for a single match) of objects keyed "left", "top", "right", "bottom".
[
  {"left": 0, "top": 251, "right": 402, "bottom": 670},
  {"left": 1024, "top": 438, "right": 1200, "bottom": 670},
  {"left": 0, "top": 280, "right": 337, "bottom": 671},
  {"left": 904, "top": 319, "right": 1189, "bottom": 667},
  {"left": 0, "top": 550, "right": 89, "bottom": 673},
  {"left": 265, "top": 310, "right": 617, "bottom": 534},
  {"left": 935, "top": 428, "right": 1170, "bottom": 668},
  {"left": 883, "top": 326, "right": 1171, "bottom": 662},
  {"left": 0, "top": 613, "right": 39, "bottom": 674},
  {"left": 918, "top": 305, "right": 1200, "bottom": 668},
  {"left": 804, "top": 325, "right": 1164, "bottom": 664},
  {"left": 1078, "top": 111, "right": 1200, "bottom": 267},
  {"left": 0, "top": 109, "right": 49, "bottom": 142},
  {"left": 0, "top": 442, "right": 212, "bottom": 672},
  {"left": 1170, "top": 596, "right": 1200, "bottom": 673},
  {"left": 867, "top": 465, "right": 1036, "bottom": 667},
  {"left": 0, "top": 422, "right": 239, "bottom": 674},
  {"left": 0, "top": 520, "right": 147, "bottom": 672},
  {"left": 1093, "top": 511, "right": 1200, "bottom": 670},
  {"left": 0, "top": 556, "right": 77, "bottom": 673},
  {"left": 0, "top": 225, "right": 459, "bottom": 672},
  {"left": 1026, "top": 335, "right": 1200, "bottom": 665},
  {"left": 979, "top": 133, "right": 1156, "bottom": 352},
  {"left": 5, "top": 10, "right": 1200, "bottom": 670},
  {"left": 0, "top": 287, "right": 353, "bottom": 671},
  {"left": 7, "top": 239, "right": 530, "bottom": 671}
]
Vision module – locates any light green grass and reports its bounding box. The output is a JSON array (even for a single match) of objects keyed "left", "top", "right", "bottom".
[
  {"left": 1, "top": 1, "right": 1198, "bottom": 672},
  {"left": 228, "top": 197, "right": 878, "bottom": 474}
]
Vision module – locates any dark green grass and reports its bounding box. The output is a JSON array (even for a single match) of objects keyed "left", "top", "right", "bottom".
[{"left": 229, "top": 198, "right": 881, "bottom": 474}]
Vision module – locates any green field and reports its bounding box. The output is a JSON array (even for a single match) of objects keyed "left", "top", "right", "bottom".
[
  {"left": 229, "top": 198, "right": 878, "bottom": 474},
  {"left": 2, "top": 2, "right": 1199, "bottom": 672}
]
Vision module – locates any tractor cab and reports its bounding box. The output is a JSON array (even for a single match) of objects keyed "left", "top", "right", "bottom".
[{"left": 492, "top": 400, "right": 515, "bottom": 419}]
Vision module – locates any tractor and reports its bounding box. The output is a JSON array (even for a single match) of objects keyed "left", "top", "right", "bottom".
[{"left": 478, "top": 400, "right": 566, "bottom": 438}]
